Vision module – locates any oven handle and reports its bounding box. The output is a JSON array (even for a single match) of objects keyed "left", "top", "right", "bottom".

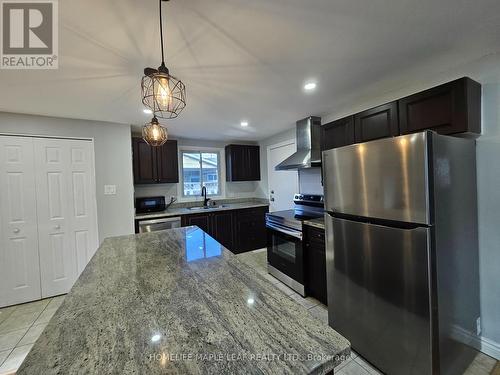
[{"left": 266, "top": 222, "right": 302, "bottom": 240}]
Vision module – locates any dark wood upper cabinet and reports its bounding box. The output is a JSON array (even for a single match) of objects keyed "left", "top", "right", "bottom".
[
  {"left": 354, "top": 101, "right": 399, "bottom": 143},
  {"left": 132, "top": 138, "right": 179, "bottom": 184},
  {"left": 156, "top": 140, "right": 179, "bottom": 183},
  {"left": 321, "top": 116, "right": 355, "bottom": 152},
  {"left": 398, "top": 77, "right": 481, "bottom": 136},
  {"left": 225, "top": 144, "right": 261, "bottom": 182}
]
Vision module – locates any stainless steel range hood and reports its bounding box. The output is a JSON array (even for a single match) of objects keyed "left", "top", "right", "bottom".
[{"left": 275, "top": 116, "right": 322, "bottom": 170}]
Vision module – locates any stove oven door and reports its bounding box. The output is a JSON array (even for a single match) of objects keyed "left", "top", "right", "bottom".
[{"left": 266, "top": 223, "right": 304, "bottom": 294}]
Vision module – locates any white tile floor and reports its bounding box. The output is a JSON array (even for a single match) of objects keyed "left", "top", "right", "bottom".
[
  {"left": 0, "top": 295, "right": 65, "bottom": 373},
  {"left": 237, "top": 249, "right": 499, "bottom": 375}
]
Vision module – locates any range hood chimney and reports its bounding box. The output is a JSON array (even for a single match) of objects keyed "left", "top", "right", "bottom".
[{"left": 275, "top": 116, "right": 322, "bottom": 170}]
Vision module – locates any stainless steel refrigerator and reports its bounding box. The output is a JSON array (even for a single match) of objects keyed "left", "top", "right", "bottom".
[{"left": 323, "top": 131, "right": 480, "bottom": 375}]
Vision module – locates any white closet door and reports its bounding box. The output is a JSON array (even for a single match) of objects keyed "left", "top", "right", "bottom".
[
  {"left": 0, "top": 136, "right": 41, "bottom": 307},
  {"left": 34, "top": 138, "right": 98, "bottom": 298}
]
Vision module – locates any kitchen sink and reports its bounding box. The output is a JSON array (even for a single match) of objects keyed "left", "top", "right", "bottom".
[{"left": 187, "top": 205, "right": 228, "bottom": 211}]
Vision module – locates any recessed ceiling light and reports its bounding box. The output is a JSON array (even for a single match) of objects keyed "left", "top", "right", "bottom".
[
  {"left": 143, "top": 108, "right": 153, "bottom": 114},
  {"left": 304, "top": 82, "right": 317, "bottom": 91},
  {"left": 240, "top": 121, "right": 249, "bottom": 127},
  {"left": 247, "top": 298, "right": 255, "bottom": 305}
]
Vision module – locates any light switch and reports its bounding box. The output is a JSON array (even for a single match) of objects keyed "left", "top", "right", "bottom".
[{"left": 104, "top": 185, "right": 117, "bottom": 195}]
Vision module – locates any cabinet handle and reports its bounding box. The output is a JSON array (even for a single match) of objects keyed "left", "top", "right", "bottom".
[
  {"left": 54, "top": 225, "right": 61, "bottom": 230},
  {"left": 13, "top": 228, "right": 20, "bottom": 234}
]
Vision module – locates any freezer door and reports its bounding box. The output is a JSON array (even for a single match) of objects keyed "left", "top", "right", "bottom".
[
  {"left": 326, "top": 215, "right": 433, "bottom": 375},
  {"left": 323, "top": 132, "right": 430, "bottom": 225}
]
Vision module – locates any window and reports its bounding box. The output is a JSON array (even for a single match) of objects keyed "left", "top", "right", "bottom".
[{"left": 181, "top": 151, "right": 221, "bottom": 197}]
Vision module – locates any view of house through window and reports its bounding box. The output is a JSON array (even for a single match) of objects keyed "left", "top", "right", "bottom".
[{"left": 182, "top": 151, "right": 220, "bottom": 196}]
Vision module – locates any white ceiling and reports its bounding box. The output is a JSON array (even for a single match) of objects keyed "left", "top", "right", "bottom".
[{"left": 1, "top": 0, "right": 499, "bottom": 141}]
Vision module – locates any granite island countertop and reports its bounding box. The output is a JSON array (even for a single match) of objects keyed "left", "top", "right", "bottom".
[{"left": 18, "top": 227, "right": 349, "bottom": 375}]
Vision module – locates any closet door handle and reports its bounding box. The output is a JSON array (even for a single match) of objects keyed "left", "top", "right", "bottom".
[
  {"left": 13, "top": 228, "right": 20, "bottom": 234},
  {"left": 54, "top": 225, "right": 61, "bottom": 230}
]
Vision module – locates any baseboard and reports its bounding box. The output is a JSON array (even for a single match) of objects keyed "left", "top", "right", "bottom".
[{"left": 451, "top": 325, "right": 500, "bottom": 360}]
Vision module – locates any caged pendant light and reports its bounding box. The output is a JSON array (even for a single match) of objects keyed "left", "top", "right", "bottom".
[
  {"left": 142, "top": 116, "right": 168, "bottom": 147},
  {"left": 141, "top": 0, "right": 186, "bottom": 120}
]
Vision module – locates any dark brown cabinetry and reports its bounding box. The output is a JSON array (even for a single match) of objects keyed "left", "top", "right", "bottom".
[
  {"left": 321, "top": 77, "right": 481, "bottom": 152},
  {"left": 354, "top": 101, "right": 399, "bottom": 143},
  {"left": 225, "top": 145, "right": 261, "bottom": 182},
  {"left": 181, "top": 206, "right": 268, "bottom": 253},
  {"left": 232, "top": 207, "right": 268, "bottom": 253},
  {"left": 132, "top": 138, "right": 179, "bottom": 184},
  {"left": 398, "top": 77, "right": 481, "bottom": 136},
  {"left": 321, "top": 116, "right": 355, "bottom": 152},
  {"left": 182, "top": 210, "right": 234, "bottom": 249},
  {"left": 304, "top": 225, "right": 327, "bottom": 305}
]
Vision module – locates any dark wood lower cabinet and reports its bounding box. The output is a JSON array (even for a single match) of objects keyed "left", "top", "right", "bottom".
[
  {"left": 304, "top": 225, "right": 327, "bottom": 305},
  {"left": 181, "top": 206, "right": 268, "bottom": 254},
  {"left": 182, "top": 213, "right": 211, "bottom": 233},
  {"left": 211, "top": 211, "right": 234, "bottom": 250},
  {"left": 232, "top": 207, "right": 268, "bottom": 254}
]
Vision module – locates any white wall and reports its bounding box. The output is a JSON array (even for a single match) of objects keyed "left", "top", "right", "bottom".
[
  {"left": 0, "top": 112, "right": 135, "bottom": 243},
  {"left": 134, "top": 137, "right": 260, "bottom": 204},
  {"left": 298, "top": 168, "right": 323, "bottom": 195}
]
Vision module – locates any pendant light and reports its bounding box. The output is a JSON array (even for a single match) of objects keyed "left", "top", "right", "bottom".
[
  {"left": 142, "top": 116, "right": 168, "bottom": 147},
  {"left": 141, "top": 0, "right": 186, "bottom": 120}
]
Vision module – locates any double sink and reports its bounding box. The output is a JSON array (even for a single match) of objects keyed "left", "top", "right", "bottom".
[{"left": 187, "top": 205, "right": 229, "bottom": 211}]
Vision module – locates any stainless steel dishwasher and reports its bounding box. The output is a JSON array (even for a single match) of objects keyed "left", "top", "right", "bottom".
[{"left": 137, "top": 216, "right": 182, "bottom": 233}]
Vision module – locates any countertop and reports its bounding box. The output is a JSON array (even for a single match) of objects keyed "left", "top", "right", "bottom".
[
  {"left": 135, "top": 202, "right": 269, "bottom": 220},
  {"left": 18, "top": 227, "right": 349, "bottom": 375},
  {"left": 303, "top": 217, "right": 325, "bottom": 230}
]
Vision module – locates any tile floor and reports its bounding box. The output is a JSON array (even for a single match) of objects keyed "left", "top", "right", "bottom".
[
  {"left": 237, "top": 249, "right": 499, "bottom": 375},
  {"left": 0, "top": 250, "right": 497, "bottom": 375},
  {"left": 0, "top": 295, "right": 65, "bottom": 374}
]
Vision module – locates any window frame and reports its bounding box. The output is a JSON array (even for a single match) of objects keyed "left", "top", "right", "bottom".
[{"left": 179, "top": 148, "right": 224, "bottom": 199}]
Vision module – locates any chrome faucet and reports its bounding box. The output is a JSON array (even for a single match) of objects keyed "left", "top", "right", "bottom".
[{"left": 201, "top": 186, "right": 211, "bottom": 207}]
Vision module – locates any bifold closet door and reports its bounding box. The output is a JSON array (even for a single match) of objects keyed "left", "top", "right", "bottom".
[
  {"left": 0, "top": 136, "right": 41, "bottom": 307},
  {"left": 34, "top": 138, "right": 98, "bottom": 298}
]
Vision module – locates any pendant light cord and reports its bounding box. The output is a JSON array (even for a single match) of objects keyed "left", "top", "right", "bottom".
[{"left": 159, "top": 0, "right": 166, "bottom": 65}]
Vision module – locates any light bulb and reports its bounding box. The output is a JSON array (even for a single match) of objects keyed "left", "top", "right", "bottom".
[
  {"left": 156, "top": 77, "right": 172, "bottom": 108},
  {"left": 152, "top": 126, "right": 159, "bottom": 140}
]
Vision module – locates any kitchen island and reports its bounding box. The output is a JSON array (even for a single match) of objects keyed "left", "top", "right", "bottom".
[{"left": 17, "top": 227, "right": 349, "bottom": 374}]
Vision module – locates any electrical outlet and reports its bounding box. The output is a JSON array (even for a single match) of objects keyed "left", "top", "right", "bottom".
[
  {"left": 104, "top": 185, "right": 117, "bottom": 195},
  {"left": 476, "top": 317, "right": 482, "bottom": 336}
]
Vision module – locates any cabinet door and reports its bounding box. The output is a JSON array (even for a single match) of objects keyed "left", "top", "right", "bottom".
[
  {"left": 305, "top": 226, "right": 327, "bottom": 304},
  {"left": 226, "top": 145, "right": 245, "bottom": 181},
  {"left": 0, "top": 136, "right": 41, "bottom": 307},
  {"left": 354, "top": 102, "right": 399, "bottom": 143},
  {"left": 132, "top": 137, "right": 157, "bottom": 184},
  {"left": 157, "top": 140, "right": 179, "bottom": 183},
  {"left": 34, "top": 138, "right": 98, "bottom": 298},
  {"left": 246, "top": 146, "right": 261, "bottom": 181},
  {"left": 182, "top": 213, "right": 211, "bottom": 234},
  {"left": 211, "top": 211, "right": 233, "bottom": 250},
  {"left": 398, "top": 77, "right": 481, "bottom": 136},
  {"left": 233, "top": 207, "right": 267, "bottom": 253},
  {"left": 321, "top": 116, "right": 355, "bottom": 151}
]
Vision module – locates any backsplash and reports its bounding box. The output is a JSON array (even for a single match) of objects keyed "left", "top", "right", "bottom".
[{"left": 298, "top": 168, "right": 323, "bottom": 195}]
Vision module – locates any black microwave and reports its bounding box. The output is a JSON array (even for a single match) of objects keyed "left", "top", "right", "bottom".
[{"left": 135, "top": 196, "right": 166, "bottom": 213}]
